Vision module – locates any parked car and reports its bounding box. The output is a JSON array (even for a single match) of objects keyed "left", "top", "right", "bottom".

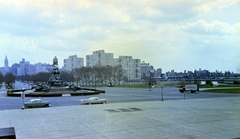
[
  {"left": 24, "top": 99, "right": 51, "bottom": 108},
  {"left": 81, "top": 97, "right": 107, "bottom": 105}
]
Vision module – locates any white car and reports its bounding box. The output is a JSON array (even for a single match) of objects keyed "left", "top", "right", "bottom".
[
  {"left": 81, "top": 97, "right": 107, "bottom": 105},
  {"left": 24, "top": 99, "right": 51, "bottom": 108}
]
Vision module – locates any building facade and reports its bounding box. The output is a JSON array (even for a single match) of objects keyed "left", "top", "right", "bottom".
[
  {"left": 114, "top": 56, "right": 141, "bottom": 81},
  {"left": 155, "top": 68, "right": 162, "bottom": 77},
  {"left": 140, "top": 61, "right": 154, "bottom": 80},
  {"left": 86, "top": 50, "right": 141, "bottom": 81},
  {"left": 63, "top": 55, "right": 84, "bottom": 71},
  {"left": 86, "top": 50, "right": 114, "bottom": 67},
  {"left": 166, "top": 70, "right": 186, "bottom": 80}
]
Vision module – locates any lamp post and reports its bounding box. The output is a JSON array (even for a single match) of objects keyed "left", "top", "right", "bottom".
[
  {"left": 161, "top": 84, "right": 164, "bottom": 101},
  {"left": 21, "top": 88, "right": 25, "bottom": 110}
]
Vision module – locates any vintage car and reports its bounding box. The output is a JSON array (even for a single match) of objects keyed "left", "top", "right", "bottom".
[
  {"left": 81, "top": 97, "right": 107, "bottom": 105},
  {"left": 24, "top": 99, "right": 51, "bottom": 108}
]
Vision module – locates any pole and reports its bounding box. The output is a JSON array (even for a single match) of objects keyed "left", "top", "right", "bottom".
[
  {"left": 21, "top": 89, "right": 25, "bottom": 110},
  {"left": 161, "top": 85, "right": 164, "bottom": 101}
]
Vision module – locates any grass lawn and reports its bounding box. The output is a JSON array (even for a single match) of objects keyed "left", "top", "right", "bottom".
[
  {"left": 114, "top": 83, "right": 149, "bottom": 88},
  {"left": 200, "top": 87, "right": 240, "bottom": 94},
  {"left": 112, "top": 82, "right": 240, "bottom": 94}
]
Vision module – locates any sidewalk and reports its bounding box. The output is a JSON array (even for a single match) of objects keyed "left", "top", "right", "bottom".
[{"left": 0, "top": 96, "right": 240, "bottom": 139}]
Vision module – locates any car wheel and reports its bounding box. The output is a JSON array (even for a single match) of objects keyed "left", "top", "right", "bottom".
[{"left": 45, "top": 104, "right": 49, "bottom": 107}]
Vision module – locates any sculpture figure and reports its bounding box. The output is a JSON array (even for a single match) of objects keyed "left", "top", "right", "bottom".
[
  {"left": 48, "top": 56, "right": 63, "bottom": 87},
  {"left": 53, "top": 56, "right": 58, "bottom": 66}
]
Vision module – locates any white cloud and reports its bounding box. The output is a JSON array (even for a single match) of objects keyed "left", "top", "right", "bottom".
[
  {"left": 181, "top": 20, "right": 238, "bottom": 35},
  {"left": 144, "top": 7, "right": 163, "bottom": 18},
  {"left": 195, "top": 0, "right": 239, "bottom": 13}
]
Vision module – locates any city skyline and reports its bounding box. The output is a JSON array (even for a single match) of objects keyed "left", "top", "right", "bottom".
[
  {"left": 0, "top": 1, "right": 239, "bottom": 73},
  {"left": 1, "top": 54, "right": 237, "bottom": 74}
]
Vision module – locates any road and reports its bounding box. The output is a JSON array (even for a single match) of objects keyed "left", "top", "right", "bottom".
[{"left": 1, "top": 82, "right": 240, "bottom": 110}]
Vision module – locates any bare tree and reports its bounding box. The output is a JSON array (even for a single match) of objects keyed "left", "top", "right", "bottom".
[
  {"left": 73, "top": 68, "right": 82, "bottom": 86},
  {"left": 73, "top": 67, "right": 92, "bottom": 86},
  {"left": 92, "top": 66, "right": 100, "bottom": 85},
  {"left": 104, "top": 65, "right": 113, "bottom": 84},
  {"left": 113, "top": 65, "right": 125, "bottom": 85},
  {"left": 73, "top": 65, "right": 125, "bottom": 87},
  {"left": 32, "top": 72, "right": 51, "bottom": 83},
  {"left": 61, "top": 71, "right": 74, "bottom": 83}
]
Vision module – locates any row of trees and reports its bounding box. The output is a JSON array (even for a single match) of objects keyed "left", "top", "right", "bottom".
[
  {"left": 0, "top": 72, "right": 16, "bottom": 88},
  {"left": 73, "top": 65, "right": 125, "bottom": 86},
  {"left": 16, "top": 71, "right": 74, "bottom": 83},
  {"left": 2, "top": 65, "right": 125, "bottom": 88}
]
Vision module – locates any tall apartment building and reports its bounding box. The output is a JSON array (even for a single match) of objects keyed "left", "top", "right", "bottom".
[
  {"left": 86, "top": 50, "right": 114, "bottom": 67},
  {"left": 63, "top": 55, "right": 84, "bottom": 71},
  {"left": 114, "top": 56, "right": 141, "bottom": 81},
  {"left": 86, "top": 50, "right": 141, "bottom": 81}
]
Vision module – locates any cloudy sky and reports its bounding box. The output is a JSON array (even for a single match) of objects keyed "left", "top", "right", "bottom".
[{"left": 0, "top": 0, "right": 239, "bottom": 73}]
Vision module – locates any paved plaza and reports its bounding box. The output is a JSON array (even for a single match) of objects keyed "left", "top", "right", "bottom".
[{"left": 0, "top": 96, "right": 240, "bottom": 139}]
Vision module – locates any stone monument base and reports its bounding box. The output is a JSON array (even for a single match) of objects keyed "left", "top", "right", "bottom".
[{"left": 48, "top": 81, "right": 63, "bottom": 87}]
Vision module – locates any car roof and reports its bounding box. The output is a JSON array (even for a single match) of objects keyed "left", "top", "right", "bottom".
[
  {"left": 30, "top": 99, "right": 42, "bottom": 101},
  {"left": 89, "top": 97, "right": 99, "bottom": 99}
]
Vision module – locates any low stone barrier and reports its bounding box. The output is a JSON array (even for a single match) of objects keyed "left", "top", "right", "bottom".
[
  {"left": 0, "top": 127, "right": 16, "bottom": 139},
  {"left": 6, "top": 88, "right": 105, "bottom": 97}
]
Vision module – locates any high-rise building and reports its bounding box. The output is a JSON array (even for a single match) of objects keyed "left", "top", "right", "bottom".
[
  {"left": 114, "top": 56, "right": 141, "bottom": 81},
  {"left": 86, "top": 50, "right": 114, "bottom": 67},
  {"left": 19, "top": 58, "right": 29, "bottom": 76},
  {"left": 140, "top": 61, "right": 154, "bottom": 79},
  {"left": 155, "top": 68, "right": 162, "bottom": 77},
  {"left": 86, "top": 50, "right": 141, "bottom": 81},
  {"left": 63, "top": 55, "right": 84, "bottom": 71},
  {"left": 11, "top": 63, "right": 20, "bottom": 76},
  {"left": 4, "top": 56, "right": 9, "bottom": 72}
]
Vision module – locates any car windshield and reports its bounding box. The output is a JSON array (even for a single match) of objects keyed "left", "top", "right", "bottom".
[{"left": 89, "top": 97, "right": 98, "bottom": 100}]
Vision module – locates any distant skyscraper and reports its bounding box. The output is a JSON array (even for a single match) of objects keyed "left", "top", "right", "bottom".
[{"left": 4, "top": 55, "right": 9, "bottom": 72}]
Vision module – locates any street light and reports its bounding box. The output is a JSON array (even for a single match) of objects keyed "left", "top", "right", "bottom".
[
  {"left": 161, "top": 84, "right": 164, "bottom": 101},
  {"left": 21, "top": 88, "right": 25, "bottom": 110}
]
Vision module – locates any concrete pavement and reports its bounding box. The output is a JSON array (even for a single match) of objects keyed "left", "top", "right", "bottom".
[{"left": 0, "top": 96, "right": 240, "bottom": 139}]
